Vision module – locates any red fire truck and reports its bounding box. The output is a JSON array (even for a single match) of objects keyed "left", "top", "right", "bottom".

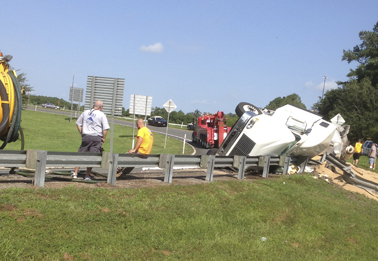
[{"left": 192, "top": 111, "right": 232, "bottom": 148}]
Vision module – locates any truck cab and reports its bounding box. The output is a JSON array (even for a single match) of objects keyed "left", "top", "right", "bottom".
[{"left": 216, "top": 104, "right": 345, "bottom": 159}]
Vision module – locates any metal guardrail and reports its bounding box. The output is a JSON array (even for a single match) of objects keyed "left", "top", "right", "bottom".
[{"left": 0, "top": 150, "right": 296, "bottom": 188}]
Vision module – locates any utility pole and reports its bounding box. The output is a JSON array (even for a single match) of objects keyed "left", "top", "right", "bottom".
[
  {"left": 322, "top": 75, "right": 328, "bottom": 100},
  {"left": 69, "top": 74, "right": 75, "bottom": 123}
]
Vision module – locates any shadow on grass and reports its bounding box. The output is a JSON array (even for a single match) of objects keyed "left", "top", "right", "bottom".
[{"left": 64, "top": 117, "right": 79, "bottom": 121}]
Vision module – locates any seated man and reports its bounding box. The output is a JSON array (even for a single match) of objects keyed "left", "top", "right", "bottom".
[{"left": 117, "top": 118, "right": 153, "bottom": 177}]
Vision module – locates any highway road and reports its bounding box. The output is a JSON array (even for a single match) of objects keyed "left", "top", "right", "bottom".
[{"left": 26, "top": 106, "right": 209, "bottom": 155}]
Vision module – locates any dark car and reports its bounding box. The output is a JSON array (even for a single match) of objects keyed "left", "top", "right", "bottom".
[
  {"left": 148, "top": 116, "right": 167, "bottom": 127},
  {"left": 41, "top": 103, "right": 60, "bottom": 109},
  {"left": 187, "top": 123, "right": 196, "bottom": 130}
]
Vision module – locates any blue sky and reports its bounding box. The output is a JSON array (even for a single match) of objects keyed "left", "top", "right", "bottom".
[{"left": 2, "top": 0, "right": 377, "bottom": 115}]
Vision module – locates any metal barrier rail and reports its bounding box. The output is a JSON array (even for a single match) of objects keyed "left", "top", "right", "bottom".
[
  {"left": 0, "top": 150, "right": 294, "bottom": 187},
  {"left": 0, "top": 150, "right": 26, "bottom": 167}
]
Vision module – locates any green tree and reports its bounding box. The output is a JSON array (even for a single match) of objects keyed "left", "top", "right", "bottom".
[
  {"left": 342, "top": 22, "right": 378, "bottom": 87},
  {"left": 16, "top": 70, "right": 34, "bottom": 105},
  {"left": 266, "top": 93, "right": 306, "bottom": 110},
  {"left": 224, "top": 113, "right": 239, "bottom": 127},
  {"left": 314, "top": 21, "right": 378, "bottom": 141},
  {"left": 16, "top": 71, "right": 33, "bottom": 93},
  {"left": 313, "top": 78, "right": 378, "bottom": 142},
  {"left": 151, "top": 106, "right": 168, "bottom": 119},
  {"left": 122, "top": 107, "right": 130, "bottom": 117},
  {"left": 176, "top": 110, "right": 186, "bottom": 124}
]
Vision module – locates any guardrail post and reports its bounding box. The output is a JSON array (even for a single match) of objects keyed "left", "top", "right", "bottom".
[
  {"left": 298, "top": 157, "right": 308, "bottom": 174},
  {"left": 283, "top": 156, "right": 291, "bottom": 175},
  {"left": 34, "top": 150, "right": 47, "bottom": 187},
  {"left": 26, "top": 149, "right": 38, "bottom": 169},
  {"left": 258, "top": 156, "right": 265, "bottom": 167},
  {"left": 237, "top": 156, "right": 246, "bottom": 180},
  {"left": 101, "top": 152, "right": 111, "bottom": 169},
  {"left": 262, "top": 156, "right": 271, "bottom": 178},
  {"left": 200, "top": 155, "right": 209, "bottom": 168},
  {"left": 164, "top": 154, "right": 175, "bottom": 183},
  {"left": 206, "top": 155, "right": 215, "bottom": 181},
  {"left": 159, "top": 154, "right": 167, "bottom": 168},
  {"left": 107, "top": 153, "right": 118, "bottom": 186}
]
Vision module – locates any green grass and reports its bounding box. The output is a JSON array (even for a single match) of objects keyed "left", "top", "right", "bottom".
[
  {"left": 115, "top": 116, "right": 193, "bottom": 131},
  {"left": 4, "top": 110, "right": 193, "bottom": 154},
  {"left": 1, "top": 174, "right": 378, "bottom": 260},
  {"left": 347, "top": 155, "right": 378, "bottom": 173}
]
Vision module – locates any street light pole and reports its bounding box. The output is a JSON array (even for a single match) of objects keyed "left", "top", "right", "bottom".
[{"left": 322, "top": 75, "right": 328, "bottom": 100}]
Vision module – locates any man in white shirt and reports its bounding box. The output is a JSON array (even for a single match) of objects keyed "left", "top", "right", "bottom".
[
  {"left": 369, "top": 143, "right": 377, "bottom": 170},
  {"left": 71, "top": 100, "right": 110, "bottom": 180}
]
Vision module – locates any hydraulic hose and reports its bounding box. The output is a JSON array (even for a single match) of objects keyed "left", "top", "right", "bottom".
[
  {"left": 0, "top": 71, "right": 22, "bottom": 149},
  {"left": 0, "top": 80, "right": 10, "bottom": 134},
  {"left": 8, "top": 71, "right": 21, "bottom": 141}
]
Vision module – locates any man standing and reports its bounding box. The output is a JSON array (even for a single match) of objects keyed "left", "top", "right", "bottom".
[
  {"left": 369, "top": 142, "right": 376, "bottom": 170},
  {"left": 353, "top": 139, "right": 364, "bottom": 166},
  {"left": 117, "top": 118, "right": 153, "bottom": 177},
  {"left": 71, "top": 100, "right": 110, "bottom": 180}
]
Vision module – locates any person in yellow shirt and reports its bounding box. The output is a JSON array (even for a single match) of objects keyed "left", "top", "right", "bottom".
[
  {"left": 128, "top": 118, "right": 154, "bottom": 154},
  {"left": 353, "top": 139, "right": 363, "bottom": 166},
  {"left": 117, "top": 119, "right": 154, "bottom": 178}
]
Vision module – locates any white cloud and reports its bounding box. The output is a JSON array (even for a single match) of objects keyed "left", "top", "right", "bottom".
[
  {"left": 139, "top": 42, "right": 164, "bottom": 53},
  {"left": 305, "top": 81, "right": 314, "bottom": 88},
  {"left": 305, "top": 80, "right": 338, "bottom": 91},
  {"left": 315, "top": 81, "right": 338, "bottom": 91}
]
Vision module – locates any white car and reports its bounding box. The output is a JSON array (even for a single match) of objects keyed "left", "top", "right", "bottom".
[{"left": 41, "top": 103, "right": 60, "bottom": 109}]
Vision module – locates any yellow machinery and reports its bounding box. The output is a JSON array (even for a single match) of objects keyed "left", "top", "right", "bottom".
[{"left": 0, "top": 51, "right": 23, "bottom": 149}]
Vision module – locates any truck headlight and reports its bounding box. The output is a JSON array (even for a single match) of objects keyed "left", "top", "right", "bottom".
[{"left": 246, "top": 118, "right": 258, "bottom": 129}]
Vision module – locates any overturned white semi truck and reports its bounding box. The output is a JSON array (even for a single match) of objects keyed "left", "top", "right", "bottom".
[{"left": 215, "top": 102, "right": 350, "bottom": 160}]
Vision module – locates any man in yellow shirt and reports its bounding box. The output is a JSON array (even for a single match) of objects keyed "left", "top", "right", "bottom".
[
  {"left": 128, "top": 118, "right": 154, "bottom": 154},
  {"left": 353, "top": 139, "right": 363, "bottom": 166},
  {"left": 117, "top": 119, "right": 154, "bottom": 178}
]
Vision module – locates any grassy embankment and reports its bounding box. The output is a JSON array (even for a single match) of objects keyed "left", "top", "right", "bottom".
[
  {"left": 1, "top": 175, "right": 378, "bottom": 260},
  {"left": 4, "top": 110, "right": 193, "bottom": 155},
  {"left": 2, "top": 110, "right": 378, "bottom": 259}
]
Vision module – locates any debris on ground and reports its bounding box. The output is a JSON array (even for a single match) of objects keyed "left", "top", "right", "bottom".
[{"left": 313, "top": 161, "right": 378, "bottom": 201}]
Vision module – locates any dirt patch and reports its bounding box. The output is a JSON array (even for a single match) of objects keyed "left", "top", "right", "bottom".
[
  {"left": 0, "top": 167, "right": 240, "bottom": 190},
  {"left": 313, "top": 162, "right": 378, "bottom": 201},
  {"left": 0, "top": 203, "right": 17, "bottom": 211}
]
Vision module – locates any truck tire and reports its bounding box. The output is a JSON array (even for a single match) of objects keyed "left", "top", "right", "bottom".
[
  {"left": 235, "top": 102, "right": 262, "bottom": 117},
  {"left": 192, "top": 132, "right": 197, "bottom": 143}
]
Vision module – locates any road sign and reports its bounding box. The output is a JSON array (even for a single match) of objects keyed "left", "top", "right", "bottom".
[
  {"left": 69, "top": 87, "right": 83, "bottom": 103},
  {"left": 163, "top": 99, "right": 177, "bottom": 113},
  {"left": 331, "top": 114, "right": 345, "bottom": 125},
  {"left": 129, "top": 95, "right": 152, "bottom": 116},
  {"left": 85, "top": 76, "right": 125, "bottom": 116},
  {"left": 163, "top": 99, "right": 177, "bottom": 148},
  {"left": 85, "top": 76, "right": 125, "bottom": 154}
]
